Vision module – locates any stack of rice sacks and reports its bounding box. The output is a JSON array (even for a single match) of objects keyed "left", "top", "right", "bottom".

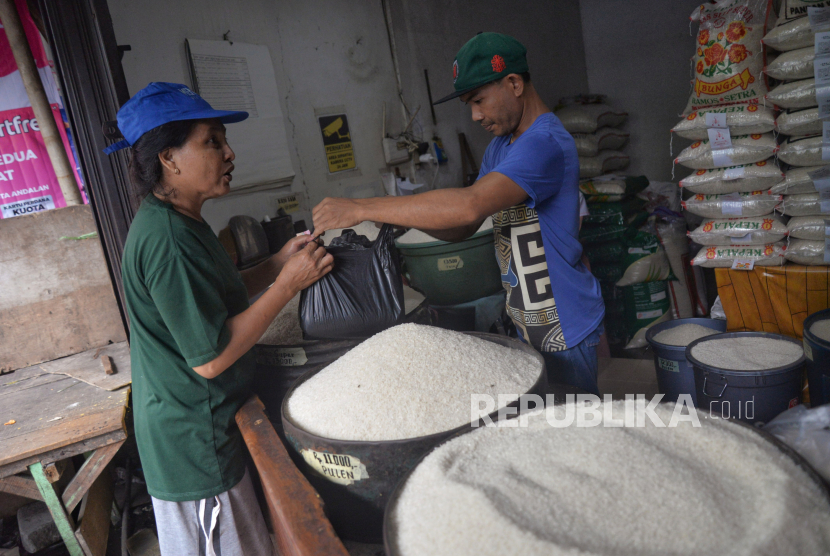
[
  {"left": 555, "top": 94, "right": 630, "bottom": 179},
  {"left": 764, "top": 0, "right": 830, "bottom": 266},
  {"left": 675, "top": 0, "right": 787, "bottom": 270},
  {"left": 576, "top": 177, "right": 677, "bottom": 349}
]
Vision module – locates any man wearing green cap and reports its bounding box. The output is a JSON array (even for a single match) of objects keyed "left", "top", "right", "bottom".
[{"left": 313, "top": 33, "right": 605, "bottom": 394}]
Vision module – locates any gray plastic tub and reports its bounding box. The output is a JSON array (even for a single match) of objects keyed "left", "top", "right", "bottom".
[
  {"left": 686, "top": 332, "right": 806, "bottom": 424},
  {"left": 801, "top": 309, "right": 830, "bottom": 408},
  {"left": 645, "top": 318, "right": 727, "bottom": 404}
]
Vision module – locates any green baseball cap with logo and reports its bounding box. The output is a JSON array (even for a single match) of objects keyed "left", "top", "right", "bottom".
[{"left": 433, "top": 32, "right": 529, "bottom": 104}]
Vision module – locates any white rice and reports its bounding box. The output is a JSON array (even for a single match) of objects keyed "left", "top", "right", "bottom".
[
  {"left": 652, "top": 323, "right": 719, "bottom": 346},
  {"left": 285, "top": 323, "right": 540, "bottom": 441},
  {"left": 690, "top": 337, "right": 803, "bottom": 371},
  {"left": 810, "top": 319, "right": 830, "bottom": 343},
  {"left": 258, "top": 293, "right": 304, "bottom": 345},
  {"left": 397, "top": 217, "right": 493, "bottom": 245},
  {"left": 389, "top": 402, "right": 830, "bottom": 556}
]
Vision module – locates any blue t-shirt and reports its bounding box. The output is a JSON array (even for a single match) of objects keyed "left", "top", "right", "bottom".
[{"left": 479, "top": 112, "right": 604, "bottom": 351}]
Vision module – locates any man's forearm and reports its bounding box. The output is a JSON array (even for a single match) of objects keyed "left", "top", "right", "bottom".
[{"left": 353, "top": 189, "right": 484, "bottom": 230}]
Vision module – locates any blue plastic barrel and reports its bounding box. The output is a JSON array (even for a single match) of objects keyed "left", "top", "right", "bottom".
[{"left": 801, "top": 309, "right": 830, "bottom": 407}]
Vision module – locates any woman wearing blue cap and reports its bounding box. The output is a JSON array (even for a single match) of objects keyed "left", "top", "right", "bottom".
[{"left": 107, "top": 82, "right": 333, "bottom": 555}]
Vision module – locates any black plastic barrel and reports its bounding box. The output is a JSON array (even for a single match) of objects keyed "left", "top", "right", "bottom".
[
  {"left": 279, "top": 332, "right": 551, "bottom": 543},
  {"left": 646, "top": 318, "right": 727, "bottom": 404},
  {"left": 801, "top": 309, "right": 830, "bottom": 408},
  {"left": 261, "top": 214, "right": 295, "bottom": 254},
  {"left": 686, "top": 332, "right": 806, "bottom": 424}
]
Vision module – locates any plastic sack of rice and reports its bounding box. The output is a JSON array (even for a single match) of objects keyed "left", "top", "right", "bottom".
[
  {"left": 780, "top": 193, "right": 830, "bottom": 216},
  {"left": 623, "top": 281, "right": 672, "bottom": 349},
  {"left": 579, "top": 151, "right": 630, "bottom": 179},
  {"left": 690, "top": 242, "right": 787, "bottom": 267},
  {"left": 765, "top": 45, "right": 815, "bottom": 80},
  {"left": 572, "top": 127, "right": 630, "bottom": 157},
  {"left": 582, "top": 197, "right": 645, "bottom": 227},
  {"left": 684, "top": 0, "right": 773, "bottom": 114},
  {"left": 784, "top": 239, "right": 830, "bottom": 265},
  {"left": 763, "top": 14, "right": 814, "bottom": 51},
  {"left": 672, "top": 104, "right": 775, "bottom": 140},
  {"left": 656, "top": 219, "right": 696, "bottom": 319},
  {"left": 787, "top": 215, "right": 830, "bottom": 239},
  {"left": 680, "top": 160, "right": 783, "bottom": 194},
  {"left": 592, "top": 263, "right": 624, "bottom": 284},
  {"left": 778, "top": 135, "right": 830, "bottom": 167},
  {"left": 585, "top": 241, "right": 624, "bottom": 265},
  {"left": 615, "top": 231, "right": 674, "bottom": 287},
  {"left": 766, "top": 78, "right": 816, "bottom": 109},
  {"left": 555, "top": 103, "right": 627, "bottom": 134},
  {"left": 776, "top": 108, "right": 823, "bottom": 136},
  {"left": 770, "top": 166, "right": 827, "bottom": 194},
  {"left": 579, "top": 175, "right": 648, "bottom": 203},
  {"left": 580, "top": 224, "right": 627, "bottom": 245},
  {"left": 674, "top": 133, "right": 778, "bottom": 170},
  {"left": 688, "top": 215, "right": 788, "bottom": 245},
  {"left": 681, "top": 191, "right": 782, "bottom": 218}
]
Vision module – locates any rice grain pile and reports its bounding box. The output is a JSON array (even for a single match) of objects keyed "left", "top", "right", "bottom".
[
  {"left": 690, "top": 337, "right": 803, "bottom": 370},
  {"left": 285, "top": 323, "right": 540, "bottom": 441},
  {"left": 652, "top": 323, "right": 718, "bottom": 346},
  {"left": 810, "top": 320, "right": 830, "bottom": 343},
  {"left": 389, "top": 402, "right": 830, "bottom": 556},
  {"left": 397, "top": 217, "right": 493, "bottom": 245},
  {"left": 258, "top": 293, "right": 304, "bottom": 345}
]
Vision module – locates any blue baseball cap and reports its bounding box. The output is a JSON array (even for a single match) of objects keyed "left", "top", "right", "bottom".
[{"left": 103, "top": 82, "right": 248, "bottom": 154}]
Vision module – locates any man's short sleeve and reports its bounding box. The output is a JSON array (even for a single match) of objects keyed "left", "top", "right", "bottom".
[
  {"left": 146, "top": 252, "right": 230, "bottom": 368},
  {"left": 492, "top": 132, "right": 566, "bottom": 208}
]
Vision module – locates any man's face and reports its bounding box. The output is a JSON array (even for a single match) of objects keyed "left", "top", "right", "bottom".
[{"left": 460, "top": 76, "right": 523, "bottom": 137}]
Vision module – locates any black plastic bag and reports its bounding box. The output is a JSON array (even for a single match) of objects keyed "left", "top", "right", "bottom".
[{"left": 299, "top": 224, "right": 404, "bottom": 340}]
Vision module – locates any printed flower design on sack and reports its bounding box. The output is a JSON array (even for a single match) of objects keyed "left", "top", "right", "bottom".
[
  {"left": 694, "top": 16, "right": 756, "bottom": 100},
  {"left": 764, "top": 245, "right": 774, "bottom": 257},
  {"left": 761, "top": 218, "right": 773, "bottom": 231},
  {"left": 703, "top": 222, "right": 714, "bottom": 232},
  {"left": 706, "top": 247, "right": 717, "bottom": 260},
  {"left": 747, "top": 104, "right": 758, "bottom": 112}
]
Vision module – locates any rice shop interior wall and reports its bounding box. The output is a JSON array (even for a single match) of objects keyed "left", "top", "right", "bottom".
[{"left": 579, "top": 0, "right": 704, "bottom": 181}]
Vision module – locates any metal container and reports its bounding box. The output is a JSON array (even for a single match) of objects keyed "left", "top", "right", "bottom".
[
  {"left": 645, "top": 318, "right": 727, "bottom": 404},
  {"left": 686, "top": 332, "right": 806, "bottom": 424},
  {"left": 381, "top": 417, "right": 830, "bottom": 556},
  {"left": 280, "top": 332, "right": 548, "bottom": 543},
  {"left": 801, "top": 309, "right": 830, "bottom": 407}
]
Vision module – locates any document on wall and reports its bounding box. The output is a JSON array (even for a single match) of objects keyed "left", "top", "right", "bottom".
[{"left": 186, "top": 39, "right": 294, "bottom": 192}]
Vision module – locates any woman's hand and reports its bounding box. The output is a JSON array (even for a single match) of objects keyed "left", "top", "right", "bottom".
[
  {"left": 272, "top": 233, "right": 314, "bottom": 272},
  {"left": 275, "top": 240, "right": 334, "bottom": 295}
]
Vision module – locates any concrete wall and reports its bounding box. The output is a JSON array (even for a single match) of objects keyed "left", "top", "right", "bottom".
[
  {"left": 388, "top": 0, "right": 591, "bottom": 189},
  {"left": 107, "top": 0, "right": 404, "bottom": 231},
  {"left": 579, "top": 0, "right": 703, "bottom": 182}
]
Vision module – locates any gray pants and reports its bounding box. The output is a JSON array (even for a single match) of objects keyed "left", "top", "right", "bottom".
[{"left": 152, "top": 469, "right": 274, "bottom": 556}]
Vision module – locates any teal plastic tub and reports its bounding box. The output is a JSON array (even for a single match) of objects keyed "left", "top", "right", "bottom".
[{"left": 396, "top": 229, "right": 502, "bottom": 306}]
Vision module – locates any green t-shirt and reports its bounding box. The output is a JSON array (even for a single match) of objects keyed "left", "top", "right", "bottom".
[{"left": 121, "top": 194, "right": 255, "bottom": 501}]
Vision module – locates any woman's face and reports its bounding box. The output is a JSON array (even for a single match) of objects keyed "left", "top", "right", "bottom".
[{"left": 167, "top": 119, "right": 236, "bottom": 200}]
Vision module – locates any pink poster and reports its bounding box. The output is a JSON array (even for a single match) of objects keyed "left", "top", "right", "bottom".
[
  {"left": 0, "top": 0, "right": 85, "bottom": 219},
  {"left": 0, "top": 105, "right": 83, "bottom": 218}
]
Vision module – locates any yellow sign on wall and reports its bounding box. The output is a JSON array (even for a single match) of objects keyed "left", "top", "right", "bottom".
[{"left": 318, "top": 114, "right": 356, "bottom": 173}]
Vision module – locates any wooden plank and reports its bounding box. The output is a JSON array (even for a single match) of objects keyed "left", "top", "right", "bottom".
[
  {"left": 786, "top": 265, "right": 808, "bottom": 319},
  {"left": 63, "top": 440, "right": 124, "bottom": 513},
  {"left": 0, "top": 429, "right": 126, "bottom": 479},
  {"left": 0, "top": 406, "right": 126, "bottom": 471},
  {"left": 44, "top": 460, "right": 68, "bottom": 484},
  {"left": 38, "top": 342, "right": 130, "bottom": 391},
  {"left": 0, "top": 475, "right": 42, "bottom": 500},
  {"left": 766, "top": 267, "right": 796, "bottom": 338},
  {"left": 75, "top": 463, "right": 113, "bottom": 556},
  {"left": 30, "top": 462, "right": 83, "bottom": 556},
  {"left": 730, "top": 271, "right": 762, "bottom": 331},
  {"left": 715, "top": 272, "right": 743, "bottom": 331},
  {"left": 749, "top": 269, "right": 777, "bottom": 330},
  {"left": 236, "top": 396, "right": 349, "bottom": 556},
  {"left": 0, "top": 205, "right": 126, "bottom": 372}
]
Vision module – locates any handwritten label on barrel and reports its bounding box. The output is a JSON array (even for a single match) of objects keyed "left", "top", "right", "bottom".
[
  {"left": 301, "top": 449, "right": 369, "bottom": 485},
  {"left": 658, "top": 357, "right": 680, "bottom": 373},
  {"left": 437, "top": 255, "right": 464, "bottom": 271}
]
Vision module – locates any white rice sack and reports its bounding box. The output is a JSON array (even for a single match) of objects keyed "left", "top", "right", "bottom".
[
  {"left": 787, "top": 215, "right": 830, "bottom": 239},
  {"left": 680, "top": 160, "right": 783, "bottom": 194},
  {"left": 766, "top": 78, "right": 816, "bottom": 109},
  {"left": 578, "top": 177, "right": 629, "bottom": 203},
  {"left": 688, "top": 215, "right": 788, "bottom": 245},
  {"left": 763, "top": 15, "right": 814, "bottom": 51},
  {"left": 674, "top": 133, "right": 778, "bottom": 170},
  {"left": 765, "top": 46, "right": 815, "bottom": 80},
  {"left": 555, "top": 104, "right": 627, "bottom": 134},
  {"left": 615, "top": 250, "right": 673, "bottom": 287},
  {"left": 780, "top": 193, "right": 830, "bottom": 216},
  {"left": 777, "top": 0, "right": 830, "bottom": 25},
  {"left": 681, "top": 191, "right": 782, "bottom": 218},
  {"left": 572, "top": 127, "right": 629, "bottom": 157},
  {"left": 776, "top": 107, "right": 823, "bottom": 136},
  {"left": 672, "top": 105, "right": 775, "bottom": 140},
  {"left": 778, "top": 135, "right": 830, "bottom": 167},
  {"left": 690, "top": 242, "right": 787, "bottom": 267},
  {"left": 785, "top": 238, "right": 829, "bottom": 265},
  {"left": 579, "top": 151, "right": 630, "bottom": 179},
  {"left": 656, "top": 220, "right": 695, "bottom": 319},
  {"left": 770, "top": 166, "right": 826, "bottom": 194},
  {"left": 685, "top": 1, "right": 772, "bottom": 114}
]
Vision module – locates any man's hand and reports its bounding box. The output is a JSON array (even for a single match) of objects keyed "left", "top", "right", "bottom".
[{"left": 312, "top": 197, "right": 363, "bottom": 235}]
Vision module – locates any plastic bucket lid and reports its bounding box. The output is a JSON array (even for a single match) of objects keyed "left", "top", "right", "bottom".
[
  {"left": 685, "top": 331, "right": 806, "bottom": 378},
  {"left": 646, "top": 317, "right": 727, "bottom": 355},
  {"left": 395, "top": 225, "right": 493, "bottom": 250}
]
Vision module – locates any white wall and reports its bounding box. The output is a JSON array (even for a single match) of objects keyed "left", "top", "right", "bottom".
[
  {"left": 107, "top": 0, "right": 405, "bottom": 232},
  {"left": 579, "top": 0, "right": 703, "bottom": 182}
]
